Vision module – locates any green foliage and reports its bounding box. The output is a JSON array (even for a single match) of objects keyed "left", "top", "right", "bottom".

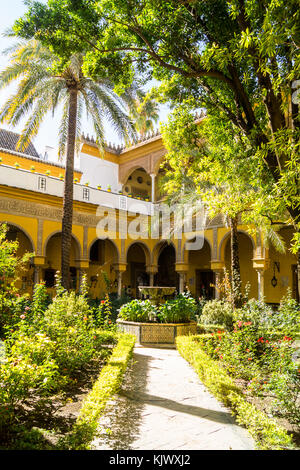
[
  {"left": 157, "top": 293, "right": 197, "bottom": 323},
  {"left": 0, "top": 39, "right": 138, "bottom": 155},
  {"left": 95, "top": 293, "right": 116, "bottom": 330},
  {"left": 270, "top": 290, "right": 300, "bottom": 338},
  {"left": 60, "top": 333, "right": 136, "bottom": 450},
  {"left": 0, "top": 224, "right": 31, "bottom": 333},
  {"left": 176, "top": 335, "right": 295, "bottom": 450},
  {"left": 201, "top": 300, "right": 234, "bottom": 330},
  {"left": 192, "top": 296, "right": 300, "bottom": 428},
  {"left": 233, "top": 299, "right": 274, "bottom": 330},
  {"left": 118, "top": 299, "right": 156, "bottom": 323},
  {"left": 118, "top": 294, "right": 197, "bottom": 324}
]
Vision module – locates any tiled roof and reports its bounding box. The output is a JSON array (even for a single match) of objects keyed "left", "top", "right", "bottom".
[{"left": 0, "top": 128, "right": 40, "bottom": 158}]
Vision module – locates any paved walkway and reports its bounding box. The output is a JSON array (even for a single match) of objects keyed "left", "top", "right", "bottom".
[{"left": 93, "top": 346, "right": 255, "bottom": 450}]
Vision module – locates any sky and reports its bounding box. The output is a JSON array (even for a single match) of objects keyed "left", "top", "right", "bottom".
[{"left": 0, "top": 1, "right": 170, "bottom": 158}]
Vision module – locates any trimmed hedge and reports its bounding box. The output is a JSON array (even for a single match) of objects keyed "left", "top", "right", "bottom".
[
  {"left": 197, "top": 323, "right": 226, "bottom": 334},
  {"left": 176, "top": 335, "right": 295, "bottom": 450},
  {"left": 60, "top": 333, "right": 136, "bottom": 450}
]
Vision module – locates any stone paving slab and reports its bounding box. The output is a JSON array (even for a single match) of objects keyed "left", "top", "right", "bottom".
[{"left": 92, "top": 346, "right": 255, "bottom": 450}]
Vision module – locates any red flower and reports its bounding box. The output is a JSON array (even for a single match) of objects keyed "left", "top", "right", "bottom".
[
  {"left": 101, "top": 300, "right": 105, "bottom": 304},
  {"left": 247, "top": 358, "right": 252, "bottom": 361}
]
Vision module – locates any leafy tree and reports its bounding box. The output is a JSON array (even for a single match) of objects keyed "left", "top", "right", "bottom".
[
  {"left": 160, "top": 107, "right": 287, "bottom": 307},
  {"left": 0, "top": 39, "right": 137, "bottom": 289},
  {"left": 12, "top": 0, "right": 300, "bottom": 293},
  {"left": 0, "top": 224, "right": 31, "bottom": 332},
  {"left": 129, "top": 90, "right": 159, "bottom": 137}
]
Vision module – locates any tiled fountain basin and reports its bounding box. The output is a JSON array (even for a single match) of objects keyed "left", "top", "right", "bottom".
[{"left": 116, "top": 319, "right": 197, "bottom": 346}]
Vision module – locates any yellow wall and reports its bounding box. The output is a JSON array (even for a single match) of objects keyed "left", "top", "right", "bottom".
[{"left": 0, "top": 152, "right": 82, "bottom": 180}]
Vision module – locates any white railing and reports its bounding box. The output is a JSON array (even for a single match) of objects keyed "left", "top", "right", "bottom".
[{"left": 0, "top": 164, "right": 153, "bottom": 216}]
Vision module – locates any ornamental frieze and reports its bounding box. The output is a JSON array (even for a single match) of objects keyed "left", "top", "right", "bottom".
[{"left": 0, "top": 197, "right": 100, "bottom": 227}]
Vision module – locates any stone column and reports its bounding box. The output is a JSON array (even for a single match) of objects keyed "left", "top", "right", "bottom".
[
  {"left": 178, "top": 272, "right": 186, "bottom": 294},
  {"left": 146, "top": 265, "right": 158, "bottom": 287},
  {"left": 214, "top": 270, "right": 223, "bottom": 299},
  {"left": 33, "top": 265, "right": 40, "bottom": 285},
  {"left": 113, "top": 263, "right": 128, "bottom": 298},
  {"left": 32, "top": 256, "right": 46, "bottom": 286},
  {"left": 150, "top": 173, "right": 156, "bottom": 202},
  {"left": 175, "top": 263, "right": 189, "bottom": 294},
  {"left": 210, "top": 261, "right": 225, "bottom": 300},
  {"left": 256, "top": 268, "right": 265, "bottom": 301},
  {"left": 117, "top": 271, "right": 123, "bottom": 298},
  {"left": 252, "top": 258, "right": 269, "bottom": 301}
]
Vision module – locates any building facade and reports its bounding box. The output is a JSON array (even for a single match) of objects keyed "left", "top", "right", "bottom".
[{"left": 0, "top": 128, "right": 298, "bottom": 305}]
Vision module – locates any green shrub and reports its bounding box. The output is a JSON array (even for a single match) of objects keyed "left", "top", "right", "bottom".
[
  {"left": 197, "top": 323, "right": 226, "bottom": 334},
  {"left": 158, "top": 293, "right": 197, "bottom": 323},
  {"left": 60, "top": 333, "right": 136, "bottom": 450},
  {"left": 118, "top": 299, "right": 157, "bottom": 322},
  {"left": 233, "top": 299, "right": 274, "bottom": 331},
  {"left": 201, "top": 299, "right": 234, "bottom": 330},
  {"left": 269, "top": 291, "right": 300, "bottom": 338},
  {"left": 176, "top": 335, "right": 295, "bottom": 450}
]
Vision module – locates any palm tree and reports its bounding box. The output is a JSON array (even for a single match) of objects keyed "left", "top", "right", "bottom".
[
  {"left": 0, "top": 40, "right": 137, "bottom": 289},
  {"left": 129, "top": 90, "right": 159, "bottom": 137}
]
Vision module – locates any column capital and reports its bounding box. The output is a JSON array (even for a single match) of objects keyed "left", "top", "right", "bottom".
[
  {"left": 113, "top": 262, "right": 127, "bottom": 273},
  {"left": 146, "top": 264, "right": 158, "bottom": 274},
  {"left": 33, "top": 256, "right": 46, "bottom": 266},
  {"left": 175, "top": 263, "right": 189, "bottom": 273},
  {"left": 210, "top": 260, "right": 225, "bottom": 272},
  {"left": 75, "top": 259, "right": 90, "bottom": 269},
  {"left": 252, "top": 258, "right": 270, "bottom": 271}
]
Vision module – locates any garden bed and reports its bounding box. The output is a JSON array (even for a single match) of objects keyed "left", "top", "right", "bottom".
[
  {"left": 0, "top": 334, "right": 135, "bottom": 450},
  {"left": 176, "top": 335, "right": 298, "bottom": 450}
]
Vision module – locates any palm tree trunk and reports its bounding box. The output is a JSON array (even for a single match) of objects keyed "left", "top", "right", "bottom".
[
  {"left": 61, "top": 88, "right": 78, "bottom": 290},
  {"left": 229, "top": 215, "right": 243, "bottom": 309},
  {"left": 297, "top": 247, "right": 300, "bottom": 302}
]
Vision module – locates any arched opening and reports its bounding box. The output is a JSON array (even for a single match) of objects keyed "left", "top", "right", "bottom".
[
  {"left": 44, "top": 233, "right": 80, "bottom": 290},
  {"left": 224, "top": 232, "right": 257, "bottom": 299},
  {"left": 154, "top": 242, "right": 178, "bottom": 289},
  {"left": 186, "top": 239, "right": 213, "bottom": 299},
  {"left": 122, "top": 168, "right": 152, "bottom": 200},
  {"left": 125, "top": 242, "right": 149, "bottom": 298},
  {"left": 88, "top": 238, "right": 119, "bottom": 299},
  {"left": 5, "top": 224, "right": 34, "bottom": 293}
]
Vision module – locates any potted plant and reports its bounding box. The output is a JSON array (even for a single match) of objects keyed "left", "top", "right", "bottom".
[
  {"left": 0, "top": 157, "right": 3, "bottom": 165},
  {"left": 74, "top": 177, "right": 79, "bottom": 183},
  {"left": 30, "top": 165, "right": 36, "bottom": 172},
  {"left": 14, "top": 162, "right": 20, "bottom": 169},
  {"left": 128, "top": 193, "right": 132, "bottom": 198},
  {"left": 97, "top": 184, "right": 102, "bottom": 190},
  {"left": 85, "top": 181, "right": 89, "bottom": 186},
  {"left": 45, "top": 170, "right": 51, "bottom": 176},
  {"left": 59, "top": 173, "right": 64, "bottom": 180},
  {"left": 107, "top": 184, "right": 111, "bottom": 192}
]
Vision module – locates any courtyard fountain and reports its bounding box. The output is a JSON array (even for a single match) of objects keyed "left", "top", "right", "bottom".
[
  {"left": 138, "top": 285, "right": 176, "bottom": 306},
  {"left": 117, "top": 284, "right": 197, "bottom": 346}
]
